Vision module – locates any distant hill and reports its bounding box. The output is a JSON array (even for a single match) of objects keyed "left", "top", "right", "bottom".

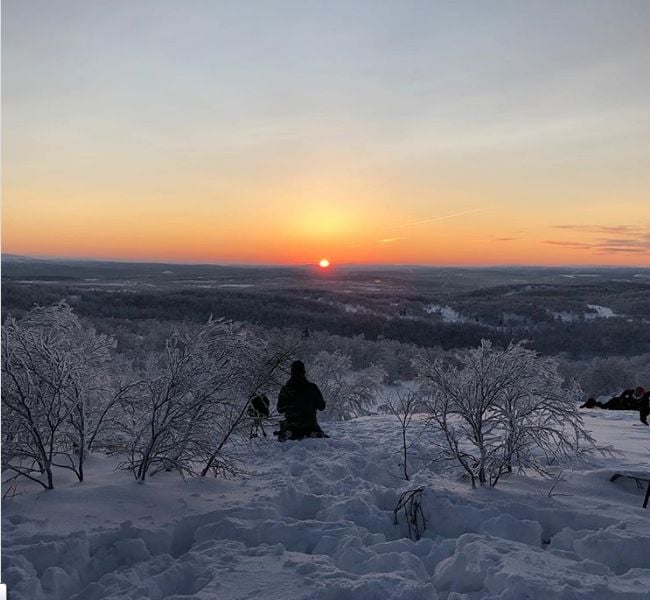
[
  {"left": 2, "top": 254, "right": 648, "bottom": 286},
  {"left": 2, "top": 254, "right": 52, "bottom": 263},
  {"left": 0, "top": 254, "right": 307, "bottom": 282}
]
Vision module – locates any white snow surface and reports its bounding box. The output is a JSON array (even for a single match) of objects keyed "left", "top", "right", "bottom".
[
  {"left": 3, "top": 410, "right": 650, "bottom": 600},
  {"left": 424, "top": 305, "right": 467, "bottom": 324},
  {"left": 586, "top": 305, "right": 617, "bottom": 319},
  {"left": 552, "top": 305, "right": 618, "bottom": 322}
]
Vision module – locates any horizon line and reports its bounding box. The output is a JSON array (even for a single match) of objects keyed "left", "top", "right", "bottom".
[{"left": 2, "top": 253, "right": 649, "bottom": 271}]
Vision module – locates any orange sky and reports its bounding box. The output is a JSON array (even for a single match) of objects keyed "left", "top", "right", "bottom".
[{"left": 3, "top": 2, "right": 650, "bottom": 266}]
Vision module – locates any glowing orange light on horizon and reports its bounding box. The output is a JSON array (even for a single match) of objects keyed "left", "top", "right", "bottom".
[{"left": 319, "top": 258, "right": 330, "bottom": 268}]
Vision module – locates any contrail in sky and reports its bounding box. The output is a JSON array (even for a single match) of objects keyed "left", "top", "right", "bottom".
[{"left": 389, "top": 207, "right": 491, "bottom": 230}]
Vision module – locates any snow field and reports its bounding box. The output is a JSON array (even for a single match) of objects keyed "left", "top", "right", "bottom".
[{"left": 3, "top": 411, "right": 650, "bottom": 599}]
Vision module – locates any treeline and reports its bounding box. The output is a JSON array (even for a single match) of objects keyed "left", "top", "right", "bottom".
[
  {"left": 3, "top": 281, "right": 650, "bottom": 359},
  {"left": 457, "top": 281, "right": 650, "bottom": 318}
]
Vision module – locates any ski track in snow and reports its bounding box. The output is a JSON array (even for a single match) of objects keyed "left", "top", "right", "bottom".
[{"left": 3, "top": 413, "right": 650, "bottom": 600}]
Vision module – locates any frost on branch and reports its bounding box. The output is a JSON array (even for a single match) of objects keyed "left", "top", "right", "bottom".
[
  {"left": 1, "top": 304, "right": 117, "bottom": 489},
  {"left": 117, "top": 318, "right": 289, "bottom": 481},
  {"left": 414, "top": 340, "right": 601, "bottom": 488},
  {"left": 310, "top": 350, "right": 387, "bottom": 420}
]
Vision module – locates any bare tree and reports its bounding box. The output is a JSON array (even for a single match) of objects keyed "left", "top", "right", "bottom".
[
  {"left": 116, "top": 318, "right": 291, "bottom": 482},
  {"left": 393, "top": 487, "right": 426, "bottom": 541},
  {"left": 385, "top": 391, "right": 422, "bottom": 481},
  {"left": 2, "top": 304, "right": 116, "bottom": 488},
  {"left": 414, "top": 340, "right": 602, "bottom": 488},
  {"left": 200, "top": 338, "right": 294, "bottom": 477}
]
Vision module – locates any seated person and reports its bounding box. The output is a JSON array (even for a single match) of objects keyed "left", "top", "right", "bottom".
[{"left": 276, "top": 360, "right": 327, "bottom": 441}]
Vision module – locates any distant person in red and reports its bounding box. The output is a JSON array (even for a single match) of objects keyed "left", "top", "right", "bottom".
[{"left": 275, "top": 360, "right": 327, "bottom": 441}]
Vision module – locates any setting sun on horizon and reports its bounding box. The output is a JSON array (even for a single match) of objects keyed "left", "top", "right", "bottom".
[{"left": 2, "top": 2, "right": 649, "bottom": 267}]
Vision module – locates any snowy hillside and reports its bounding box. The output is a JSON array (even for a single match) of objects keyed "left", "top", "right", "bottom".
[{"left": 3, "top": 410, "right": 650, "bottom": 600}]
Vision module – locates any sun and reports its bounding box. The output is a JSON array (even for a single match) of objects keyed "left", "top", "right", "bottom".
[{"left": 319, "top": 258, "right": 330, "bottom": 268}]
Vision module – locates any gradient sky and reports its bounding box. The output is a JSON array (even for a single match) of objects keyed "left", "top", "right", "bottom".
[{"left": 3, "top": 0, "right": 650, "bottom": 266}]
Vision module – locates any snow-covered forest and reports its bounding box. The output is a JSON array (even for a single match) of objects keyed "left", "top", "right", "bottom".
[{"left": 2, "top": 264, "right": 650, "bottom": 599}]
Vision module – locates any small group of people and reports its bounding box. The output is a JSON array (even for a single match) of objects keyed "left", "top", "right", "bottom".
[
  {"left": 247, "top": 360, "right": 328, "bottom": 441},
  {"left": 580, "top": 386, "right": 650, "bottom": 426}
]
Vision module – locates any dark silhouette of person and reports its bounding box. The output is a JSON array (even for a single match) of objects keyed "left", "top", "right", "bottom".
[
  {"left": 248, "top": 394, "right": 270, "bottom": 438},
  {"left": 580, "top": 387, "right": 648, "bottom": 424},
  {"left": 580, "top": 397, "right": 600, "bottom": 409},
  {"left": 582, "top": 388, "right": 641, "bottom": 411},
  {"left": 276, "top": 360, "right": 327, "bottom": 441},
  {"left": 613, "top": 387, "right": 645, "bottom": 410}
]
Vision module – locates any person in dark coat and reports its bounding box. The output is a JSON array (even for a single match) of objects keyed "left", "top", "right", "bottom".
[
  {"left": 581, "top": 387, "right": 649, "bottom": 424},
  {"left": 276, "top": 360, "right": 327, "bottom": 441},
  {"left": 583, "top": 388, "right": 641, "bottom": 411}
]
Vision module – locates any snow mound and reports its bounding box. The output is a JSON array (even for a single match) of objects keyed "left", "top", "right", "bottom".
[{"left": 3, "top": 414, "right": 650, "bottom": 599}]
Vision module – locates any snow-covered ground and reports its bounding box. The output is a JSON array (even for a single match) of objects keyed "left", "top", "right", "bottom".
[
  {"left": 586, "top": 305, "right": 617, "bottom": 319},
  {"left": 2, "top": 410, "right": 649, "bottom": 599},
  {"left": 552, "top": 305, "right": 619, "bottom": 322},
  {"left": 424, "top": 305, "right": 468, "bottom": 324}
]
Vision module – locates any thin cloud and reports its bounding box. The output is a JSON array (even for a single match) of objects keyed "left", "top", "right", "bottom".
[
  {"left": 379, "top": 237, "right": 408, "bottom": 243},
  {"left": 554, "top": 224, "right": 646, "bottom": 235},
  {"left": 389, "top": 207, "right": 491, "bottom": 230},
  {"left": 545, "top": 240, "right": 595, "bottom": 250},
  {"left": 598, "top": 238, "right": 646, "bottom": 247},
  {"left": 596, "top": 247, "right": 648, "bottom": 254},
  {"left": 547, "top": 223, "right": 650, "bottom": 256},
  {"left": 545, "top": 225, "right": 650, "bottom": 255}
]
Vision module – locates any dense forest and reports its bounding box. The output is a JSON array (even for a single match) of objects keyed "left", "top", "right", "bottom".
[
  {"left": 3, "top": 277, "right": 649, "bottom": 359},
  {"left": 2, "top": 259, "right": 649, "bottom": 397}
]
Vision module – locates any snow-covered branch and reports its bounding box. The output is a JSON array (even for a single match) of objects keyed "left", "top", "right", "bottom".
[{"left": 415, "top": 340, "right": 602, "bottom": 488}]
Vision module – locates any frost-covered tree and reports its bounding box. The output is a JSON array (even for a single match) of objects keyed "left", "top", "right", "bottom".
[
  {"left": 117, "top": 318, "right": 290, "bottom": 481},
  {"left": 414, "top": 340, "right": 599, "bottom": 488},
  {"left": 1, "top": 304, "right": 117, "bottom": 488},
  {"left": 300, "top": 331, "right": 423, "bottom": 383},
  {"left": 558, "top": 354, "right": 650, "bottom": 399},
  {"left": 310, "top": 350, "right": 387, "bottom": 420}
]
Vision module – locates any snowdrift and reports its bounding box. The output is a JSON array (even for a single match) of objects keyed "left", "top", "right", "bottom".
[{"left": 3, "top": 410, "right": 650, "bottom": 599}]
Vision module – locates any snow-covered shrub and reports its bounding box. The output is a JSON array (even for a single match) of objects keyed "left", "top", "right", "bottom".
[
  {"left": 414, "top": 340, "right": 598, "bottom": 488},
  {"left": 559, "top": 354, "right": 650, "bottom": 398},
  {"left": 1, "top": 304, "right": 117, "bottom": 488},
  {"left": 118, "top": 318, "right": 288, "bottom": 481},
  {"left": 301, "top": 331, "right": 423, "bottom": 383},
  {"left": 309, "top": 350, "right": 387, "bottom": 420}
]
